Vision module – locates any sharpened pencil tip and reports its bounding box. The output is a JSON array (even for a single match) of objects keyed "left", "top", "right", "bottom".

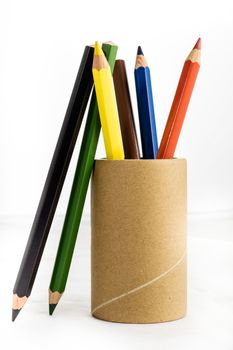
[
  {"left": 12, "top": 309, "right": 20, "bottom": 322},
  {"left": 94, "top": 41, "right": 103, "bottom": 56},
  {"left": 193, "top": 38, "right": 201, "bottom": 50},
  {"left": 137, "top": 46, "right": 144, "bottom": 55},
  {"left": 49, "top": 304, "right": 57, "bottom": 315}
]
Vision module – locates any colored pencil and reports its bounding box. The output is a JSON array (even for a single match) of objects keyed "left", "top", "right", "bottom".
[
  {"left": 156, "top": 38, "right": 201, "bottom": 159},
  {"left": 12, "top": 46, "right": 94, "bottom": 321},
  {"left": 113, "top": 60, "right": 140, "bottom": 159},
  {"left": 93, "top": 41, "right": 124, "bottom": 160},
  {"left": 134, "top": 46, "right": 158, "bottom": 158},
  {"left": 48, "top": 43, "right": 118, "bottom": 315}
]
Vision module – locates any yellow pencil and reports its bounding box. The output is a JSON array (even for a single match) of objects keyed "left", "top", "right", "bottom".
[{"left": 93, "top": 41, "right": 124, "bottom": 160}]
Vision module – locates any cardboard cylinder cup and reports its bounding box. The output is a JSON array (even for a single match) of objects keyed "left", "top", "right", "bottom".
[{"left": 91, "top": 159, "right": 187, "bottom": 323}]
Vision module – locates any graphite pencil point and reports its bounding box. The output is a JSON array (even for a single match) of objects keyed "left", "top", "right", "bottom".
[
  {"left": 94, "top": 41, "right": 102, "bottom": 56},
  {"left": 137, "top": 46, "right": 144, "bottom": 55},
  {"left": 193, "top": 37, "right": 201, "bottom": 50},
  {"left": 49, "top": 304, "right": 57, "bottom": 316},
  {"left": 12, "top": 309, "right": 20, "bottom": 322}
]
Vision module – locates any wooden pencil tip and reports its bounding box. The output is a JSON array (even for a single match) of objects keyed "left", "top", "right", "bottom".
[
  {"left": 49, "top": 290, "right": 63, "bottom": 305},
  {"left": 135, "top": 47, "right": 148, "bottom": 69},
  {"left": 137, "top": 46, "right": 144, "bottom": 55},
  {"left": 48, "top": 290, "right": 62, "bottom": 315},
  {"left": 94, "top": 41, "right": 103, "bottom": 56},
  {"left": 193, "top": 38, "right": 201, "bottom": 50},
  {"left": 49, "top": 304, "right": 57, "bottom": 315},
  {"left": 12, "top": 294, "right": 27, "bottom": 313},
  {"left": 12, "top": 309, "right": 21, "bottom": 322}
]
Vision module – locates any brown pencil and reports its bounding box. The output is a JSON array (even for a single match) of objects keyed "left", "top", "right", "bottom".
[{"left": 113, "top": 60, "right": 140, "bottom": 159}]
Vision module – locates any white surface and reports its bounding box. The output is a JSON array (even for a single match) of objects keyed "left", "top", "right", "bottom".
[
  {"left": 0, "top": 214, "right": 233, "bottom": 350},
  {"left": 1, "top": 0, "right": 233, "bottom": 217},
  {"left": 0, "top": 1, "right": 233, "bottom": 347}
]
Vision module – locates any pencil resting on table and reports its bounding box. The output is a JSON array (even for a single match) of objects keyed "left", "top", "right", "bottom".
[
  {"left": 49, "top": 42, "right": 118, "bottom": 315},
  {"left": 12, "top": 45, "right": 94, "bottom": 321}
]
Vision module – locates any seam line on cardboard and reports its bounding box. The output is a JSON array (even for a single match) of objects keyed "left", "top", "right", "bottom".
[{"left": 92, "top": 251, "right": 186, "bottom": 314}]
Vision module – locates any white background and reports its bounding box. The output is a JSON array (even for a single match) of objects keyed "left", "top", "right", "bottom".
[
  {"left": 1, "top": 0, "right": 233, "bottom": 217},
  {"left": 0, "top": 0, "right": 233, "bottom": 349}
]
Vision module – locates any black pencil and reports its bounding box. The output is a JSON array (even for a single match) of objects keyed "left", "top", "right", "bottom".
[{"left": 12, "top": 45, "right": 94, "bottom": 321}]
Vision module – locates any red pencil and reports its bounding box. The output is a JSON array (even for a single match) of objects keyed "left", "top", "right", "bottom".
[{"left": 156, "top": 38, "right": 201, "bottom": 159}]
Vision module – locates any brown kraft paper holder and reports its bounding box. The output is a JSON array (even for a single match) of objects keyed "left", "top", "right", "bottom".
[{"left": 91, "top": 159, "right": 187, "bottom": 323}]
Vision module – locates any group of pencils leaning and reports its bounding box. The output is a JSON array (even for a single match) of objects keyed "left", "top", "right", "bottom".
[{"left": 12, "top": 39, "right": 201, "bottom": 321}]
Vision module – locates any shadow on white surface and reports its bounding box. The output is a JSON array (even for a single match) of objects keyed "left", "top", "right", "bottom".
[{"left": 0, "top": 213, "right": 233, "bottom": 350}]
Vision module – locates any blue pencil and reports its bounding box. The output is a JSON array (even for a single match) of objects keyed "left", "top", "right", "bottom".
[{"left": 134, "top": 46, "right": 158, "bottom": 158}]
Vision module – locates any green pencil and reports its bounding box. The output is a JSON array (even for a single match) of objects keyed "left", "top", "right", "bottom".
[{"left": 49, "top": 42, "right": 118, "bottom": 315}]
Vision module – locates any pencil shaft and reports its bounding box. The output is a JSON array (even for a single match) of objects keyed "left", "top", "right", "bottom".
[
  {"left": 93, "top": 43, "right": 124, "bottom": 160},
  {"left": 156, "top": 43, "right": 200, "bottom": 159},
  {"left": 113, "top": 60, "right": 140, "bottom": 159},
  {"left": 135, "top": 66, "right": 158, "bottom": 158},
  {"left": 49, "top": 44, "right": 118, "bottom": 294},
  {"left": 13, "top": 46, "right": 94, "bottom": 298}
]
